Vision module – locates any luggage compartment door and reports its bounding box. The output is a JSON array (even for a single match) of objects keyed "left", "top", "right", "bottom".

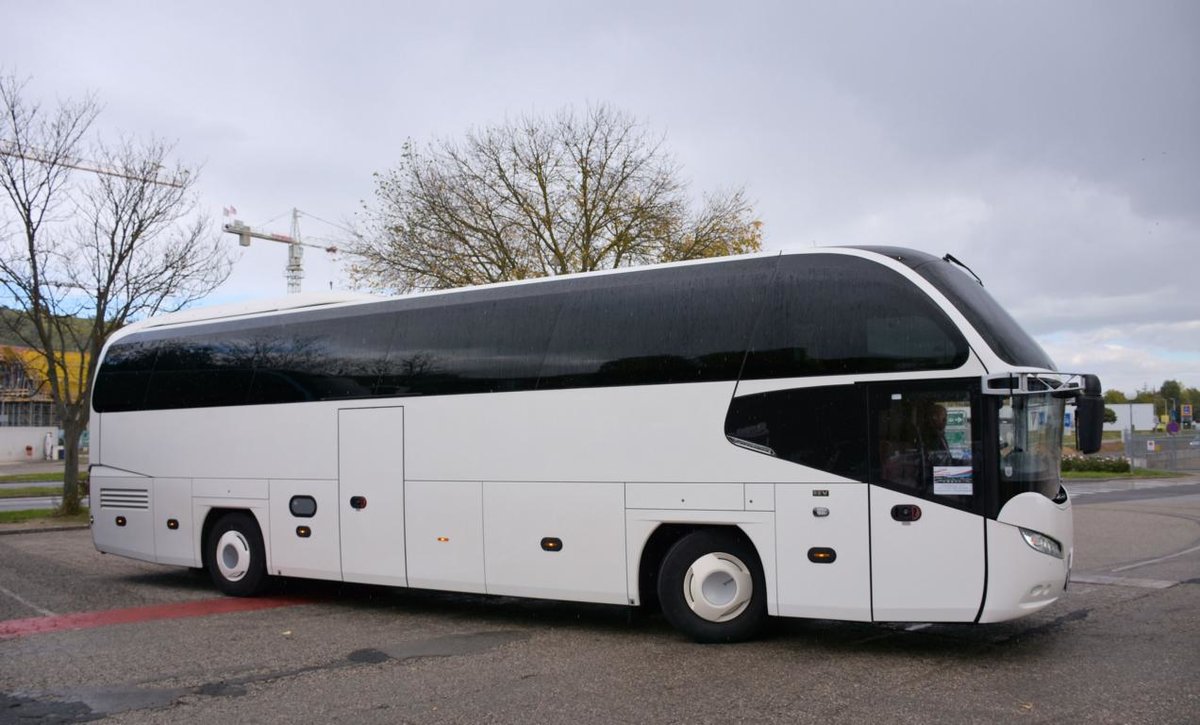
[{"left": 339, "top": 406, "right": 407, "bottom": 586}]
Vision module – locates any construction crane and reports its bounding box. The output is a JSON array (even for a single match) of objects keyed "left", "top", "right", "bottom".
[
  {"left": 0, "top": 140, "right": 186, "bottom": 188},
  {"left": 4, "top": 140, "right": 336, "bottom": 295},
  {"left": 222, "top": 209, "right": 339, "bottom": 294}
]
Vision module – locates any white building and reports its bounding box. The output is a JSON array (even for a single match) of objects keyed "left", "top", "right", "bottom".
[{"left": 1103, "top": 403, "right": 1156, "bottom": 432}]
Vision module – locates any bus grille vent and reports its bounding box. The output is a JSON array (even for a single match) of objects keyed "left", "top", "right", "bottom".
[{"left": 99, "top": 488, "right": 150, "bottom": 510}]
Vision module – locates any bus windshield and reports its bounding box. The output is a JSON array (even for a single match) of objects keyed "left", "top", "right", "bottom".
[{"left": 997, "top": 393, "right": 1065, "bottom": 506}]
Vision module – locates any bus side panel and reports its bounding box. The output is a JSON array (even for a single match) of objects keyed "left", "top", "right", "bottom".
[
  {"left": 406, "top": 480, "right": 486, "bottom": 593},
  {"left": 92, "top": 474, "right": 154, "bottom": 563},
  {"left": 483, "top": 481, "right": 626, "bottom": 604},
  {"left": 404, "top": 384, "right": 818, "bottom": 486},
  {"left": 96, "top": 405, "right": 337, "bottom": 481},
  {"left": 626, "top": 482, "right": 745, "bottom": 510},
  {"left": 776, "top": 483, "right": 872, "bottom": 622},
  {"left": 152, "top": 478, "right": 196, "bottom": 567},
  {"left": 268, "top": 479, "right": 341, "bottom": 580}
]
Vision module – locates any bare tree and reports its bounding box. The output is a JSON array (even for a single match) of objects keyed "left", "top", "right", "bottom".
[
  {"left": 351, "top": 104, "right": 763, "bottom": 292},
  {"left": 0, "top": 74, "right": 230, "bottom": 514}
]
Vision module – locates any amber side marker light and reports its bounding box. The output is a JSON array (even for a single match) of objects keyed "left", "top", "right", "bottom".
[
  {"left": 115, "top": 516, "right": 126, "bottom": 527},
  {"left": 807, "top": 547, "right": 837, "bottom": 563},
  {"left": 296, "top": 526, "right": 312, "bottom": 538},
  {"left": 436, "top": 536, "right": 450, "bottom": 542},
  {"left": 166, "top": 519, "right": 179, "bottom": 530},
  {"left": 541, "top": 537, "right": 563, "bottom": 552}
]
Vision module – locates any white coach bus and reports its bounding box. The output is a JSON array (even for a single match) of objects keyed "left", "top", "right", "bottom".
[{"left": 89, "top": 246, "right": 1103, "bottom": 642}]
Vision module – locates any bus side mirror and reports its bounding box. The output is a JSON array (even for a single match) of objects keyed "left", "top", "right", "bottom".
[{"left": 1076, "top": 395, "right": 1104, "bottom": 454}]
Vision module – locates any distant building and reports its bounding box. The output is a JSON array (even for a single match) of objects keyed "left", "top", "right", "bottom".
[
  {"left": 0, "top": 346, "right": 77, "bottom": 427},
  {"left": 1103, "top": 403, "right": 1155, "bottom": 432}
]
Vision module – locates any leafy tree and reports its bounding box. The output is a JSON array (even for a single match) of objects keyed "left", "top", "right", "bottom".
[
  {"left": 1103, "top": 389, "right": 1128, "bottom": 404},
  {"left": 1159, "top": 379, "right": 1183, "bottom": 405},
  {"left": 1103, "top": 406, "right": 1117, "bottom": 424},
  {"left": 0, "top": 74, "right": 230, "bottom": 513},
  {"left": 1184, "top": 387, "right": 1200, "bottom": 406},
  {"left": 351, "top": 104, "right": 762, "bottom": 292},
  {"left": 1157, "top": 379, "right": 1184, "bottom": 420},
  {"left": 1132, "top": 386, "right": 1158, "bottom": 415}
]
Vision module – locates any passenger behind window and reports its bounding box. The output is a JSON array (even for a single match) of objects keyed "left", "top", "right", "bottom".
[
  {"left": 878, "top": 402, "right": 924, "bottom": 493},
  {"left": 919, "top": 402, "right": 952, "bottom": 465}
]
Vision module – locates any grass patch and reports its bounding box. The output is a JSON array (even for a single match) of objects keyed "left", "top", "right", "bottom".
[
  {"left": 0, "top": 507, "right": 89, "bottom": 525},
  {"left": 1061, "top": 469, "right": 1179, "bottom": 480},
  {"left": 0, "top": 485, "right": 62, "bottom": 499},
  {"left": 0, "top": 472, "right": 67, "bottom": 483}
]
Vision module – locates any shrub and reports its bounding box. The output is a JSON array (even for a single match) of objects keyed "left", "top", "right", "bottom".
[{"left": 1061, "top": 455, "right": 1131, "bottom": 473}]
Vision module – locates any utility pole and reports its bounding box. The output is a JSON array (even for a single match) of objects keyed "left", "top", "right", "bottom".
[{"left": 222, "top": 209, "right": 338, "bottom": 294}]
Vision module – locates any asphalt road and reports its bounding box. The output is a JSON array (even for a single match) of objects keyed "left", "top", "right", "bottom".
[
  {"left": 0, "top": 495, "right": 87, "bottom": 513},
  {"left": 0, "top": 480, "right": 1197, "bottom": 724}
]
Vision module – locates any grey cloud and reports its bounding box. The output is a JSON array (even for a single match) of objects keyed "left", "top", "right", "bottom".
[{"left": 3, "top": 0, "right": 1196, "bottom": 390}]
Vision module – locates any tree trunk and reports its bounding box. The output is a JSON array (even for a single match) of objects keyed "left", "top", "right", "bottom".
[{"left": 58, "top": 419, "right": 84, "bottom": 516}]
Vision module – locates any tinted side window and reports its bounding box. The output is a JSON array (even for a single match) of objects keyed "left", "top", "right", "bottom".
[
  {"left": 92, "top": 339, "right": 158, "bottom": 412},
  {"left": 910, "top": 258, "right": 1055, "bottom": 369},
  {"left": 742, "top": 255, "right": 969, "bottom": 379},
  {"left": 94, "top": 257, "right": 777, "bottom": 411},
  {"left": 538, "top": 259, "right": 773, "bottom": 389},
  {"left": 246, "top": 311, "right": 394, "bottom": 404},
  {"left": 857, "top": 247, "right": 1055, "bottom": 369},
  {"left": 376, "top": 294, "right": 559, "bottom": 396},
  {"left": 725, "top": 385, "right": 867, "bottom": 480},
  {"left": 143, "top": 334, "right": 255, "bottom": 409}
]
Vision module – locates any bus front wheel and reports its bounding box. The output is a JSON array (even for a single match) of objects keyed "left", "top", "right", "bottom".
[
  {"left": 657, "top": 529, "right": 766, "bottom": 643},
  {"left": 205, "top": 512, "right": 268, "bottom": 597}
]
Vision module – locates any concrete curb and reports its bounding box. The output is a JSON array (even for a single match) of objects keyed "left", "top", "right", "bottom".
[
  {"left": 0, "top": 524, "right": 90, "bottom": 536},
  {"left": 1066, "top": 472, "right": 1198, "bottom": 483}
]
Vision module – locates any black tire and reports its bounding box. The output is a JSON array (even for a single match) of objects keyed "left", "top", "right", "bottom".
[
  {"left": 657, "top": 529, "right": 767, "bottom": 643},
  {"left": 204, "top": 512, "right": 268, "bottom": 597}
]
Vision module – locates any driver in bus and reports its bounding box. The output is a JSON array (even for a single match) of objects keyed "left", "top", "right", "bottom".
[{"left": 922, "top": 403, "right": 952, "bottom": 464}]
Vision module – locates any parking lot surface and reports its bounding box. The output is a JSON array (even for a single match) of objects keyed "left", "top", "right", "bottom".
[{"left": 1, "top": 480, "right": 1197, "bottom": 723}]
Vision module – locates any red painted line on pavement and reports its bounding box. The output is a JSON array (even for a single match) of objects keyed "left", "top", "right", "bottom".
[{"left": 0, "top": 596, "right": 311, "bottom": 639}]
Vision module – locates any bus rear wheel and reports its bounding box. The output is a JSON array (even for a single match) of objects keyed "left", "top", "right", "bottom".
[
  {"left": 205, "top": 512, "right": 268, "bottom": 597},
  {"left": 657, "top": 529, "right": 766, "bottom": 643}
]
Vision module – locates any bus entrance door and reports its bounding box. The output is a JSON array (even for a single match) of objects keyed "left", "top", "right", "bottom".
[
  {"left": 868, "top": 383, "right": 986, "bottom": 622},
  {"left": 869, "top": 488, "right": 985, "bottom": 622},
  {"left": 338, "top": 406, "right": 408, "bottom": 586}
]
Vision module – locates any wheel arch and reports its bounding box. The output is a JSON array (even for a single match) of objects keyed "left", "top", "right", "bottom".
[
  {"left": 200, "top": 506, "right": 271, "bottom": 572},
  {"left": 654, "top": 526, "right": 770, "bottom": 642},
  {"left": 635, "top": 522, "right": 772, "bottom": 614}
]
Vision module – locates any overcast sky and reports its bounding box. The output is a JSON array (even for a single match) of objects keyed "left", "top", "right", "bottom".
[{"left": 4, "top": 0, "right": 1197, "bottom": 395}]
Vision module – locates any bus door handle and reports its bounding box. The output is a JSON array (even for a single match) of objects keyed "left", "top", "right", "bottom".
[{"left": 891, "top": 504, "right": 922, "bottom": 522}]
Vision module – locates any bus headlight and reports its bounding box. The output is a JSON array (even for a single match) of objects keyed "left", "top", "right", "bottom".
[{"left": 1019, "top": 528, "right": 1064, "bottom": 559}]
